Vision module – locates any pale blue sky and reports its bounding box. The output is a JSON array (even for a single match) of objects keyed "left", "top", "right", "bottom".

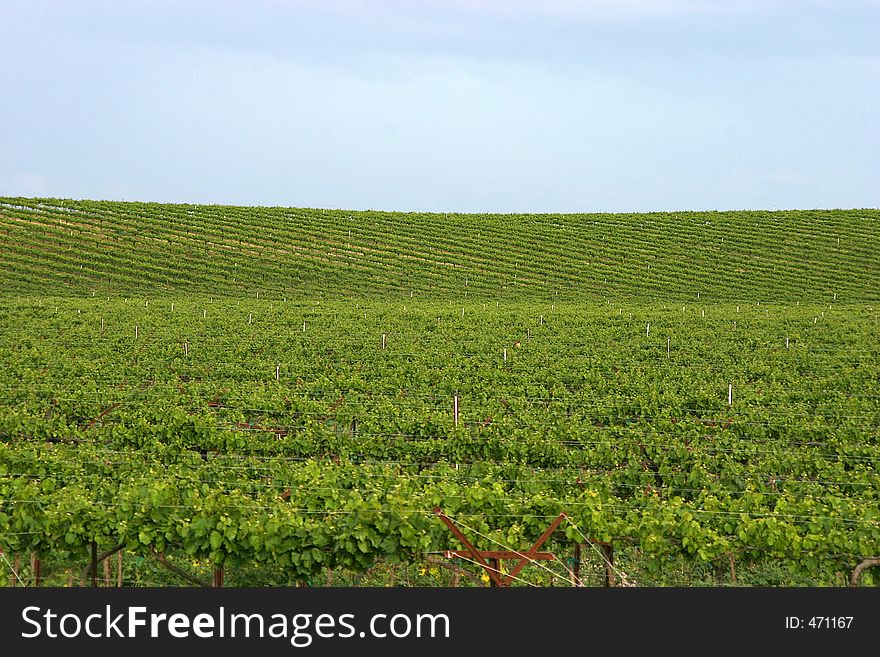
[{"left": 1, "top": 1, "right": 877, "bottom": 212}]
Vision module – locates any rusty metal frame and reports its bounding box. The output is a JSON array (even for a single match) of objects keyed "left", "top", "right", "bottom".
[{"left": 434, "top": 507, "right": 566, "bottom": 587}]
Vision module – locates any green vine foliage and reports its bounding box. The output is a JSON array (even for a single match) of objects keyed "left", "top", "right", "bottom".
[{"left": 0, "top": 199, "right": 878, "bottom": 584}]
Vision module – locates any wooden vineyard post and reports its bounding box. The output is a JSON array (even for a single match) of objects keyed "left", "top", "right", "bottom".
[
  {"left": 31, "top": 553, "right": 41, "bottom": 587},
  {"left": 213, "top": 567, "right": 224, "bottom": 588},
  {"left": 571, "top": 543, "right": 582, "bottom": 587},
  {"left": 118, "top": 551, "right": 123, "bottom": 587},
  {"left": 601, "top": 544, "right": 615, "bottom": 587},
  {"left": 90, "top": 541, "right": 98, "bottom": 588}
]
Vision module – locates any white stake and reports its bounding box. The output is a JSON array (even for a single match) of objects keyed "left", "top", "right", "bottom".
[
  {"left": 276, "top": 364, "right": 280, "bottom": 381},
  {"left": 382, "top": 333, "right": 386, "bottom": 349},
  {"left": 503, "top": 348, "right": 507, "bottom": 362},
  {"left": 171, "top": 303, "right": 174, "bottom": 312},
  {"left": 701, "top": 309, "right": 705, "bottom": 318},
  {"left": 135, "top": 325, "right": 138, "bottom": 338},
  {"left": 101, "top": 318, "right": 104, "bottom": 331},
  {"left": 728, "top": 383, "right": 733, "bottom": 406},
  {"left": 540, "top": 315, "right": 544, "bottom": 325},
  {"left": 203, "top": 309, "right": 206, "bottom": 318},
  {"left": 786, "top": 337, "right": 789, "bottom": 348},
  {"left": 184, "top": 342, "right": 188, "bottom": 356},
  {"left": 248, "top": 313, "right": 252, "bottom": 324},
  {"left": 453, "top": 395, "right": 459, "bottom": 427},
  {"left": 646, "top": 323, "right": 650, "bottom": 337},
  {"left": 666, "top": 337, "right": 670, "bottom": 358}
]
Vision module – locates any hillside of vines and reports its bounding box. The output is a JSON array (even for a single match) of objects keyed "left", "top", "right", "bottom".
[
  {"left": 1, "top": 198, "right": 878, "bottom": 301},
  {"left": 0, "top": 198, "right": 878, "bottom": 587}
]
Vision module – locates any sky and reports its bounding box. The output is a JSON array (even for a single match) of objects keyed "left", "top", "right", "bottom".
[{"left": 1, "top": 0, "right": 878, "bottom": 213}]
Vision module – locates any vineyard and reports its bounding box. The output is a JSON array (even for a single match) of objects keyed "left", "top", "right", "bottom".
[{"left": 0, "top": 198, "right": 878, "bottom": 586}]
